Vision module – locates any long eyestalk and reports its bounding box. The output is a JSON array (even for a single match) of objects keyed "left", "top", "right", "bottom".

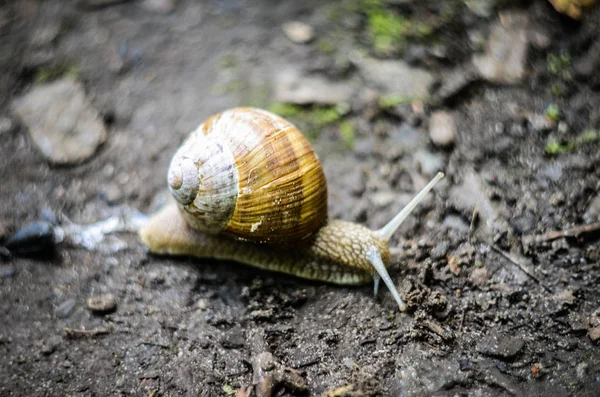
[
  {"left": 368, "top": 248, "right": 406, "bottom": 311},
  {"left": 370, "top": 172, "right": 444, "bottom": 311},
  {"left": 377, "top": 172, "right": 444, "bottom": 241}
]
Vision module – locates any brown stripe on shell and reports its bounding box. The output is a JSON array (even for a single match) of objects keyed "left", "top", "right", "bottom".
[{"left": 207, "top": 108, "right": 327, "bottom": 244}]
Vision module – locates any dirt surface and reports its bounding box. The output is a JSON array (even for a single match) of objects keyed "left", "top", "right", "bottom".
[{"left": 1, "top": 0, "right": 600, "bottom": 396}]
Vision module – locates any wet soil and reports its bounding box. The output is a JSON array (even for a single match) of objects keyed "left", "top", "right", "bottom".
[{"left": 1, "top": 0, "right": 599, "bottom": 396}]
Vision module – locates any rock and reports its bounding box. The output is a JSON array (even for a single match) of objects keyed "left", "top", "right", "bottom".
[
  {"left": 0, "top": 116, "right": 15, "bottom": 137},
  {"left": 589, "top": 308, "right": 600, "bottom": 342},
  {"left": 0, "top": 265, "right": 15, "bottom": 279},
  {"left": 141, "top": 0, "right": 176, "bottom": 14},
  {"left": 476, "top": 331, "right": 524, "bottom": 359},
  {"left": 282, "top": 21, "right": 314, "bottom": 44},
  {"left": 40, "top": 335, "right": 61, "bottom": 356},
  {"left": 550, "top": 191, "right": 566, "bottom": 207},
  {"left": 12, "top": 79, "right": 108, "bottom": 165},
  {"left": 554, "top": 289, "right": 576, "bottom": 306},
  {"left": 273, "top": 68, "right": 354, "bottom": 105},
  {"left": 220, "top": 327, "right": 245, "bottom": 349},
  {"left": 429, "top": 111, "right": 456, "bottom": 147},
  {"left": 102, "top": 183, "right": 123, "bottom": 205},
  {"left": 414, "top": 149, "right": 443, "bottom": 177},
  {"left": 464, "top": 0, "right": 500, "bottom": 17},
  {"left": 55, "top": 298, "right": 77, "bottom": 319},
  {"left": 585, "top": 194, "right": 600, "bottom": 222},
  {"left": 87, "top": 294, "right": 117, "bottom": 314},
  {"left": 30, "top": 23, "right": 60, "bottom": 48},
  {"left": 5, "top": 221, "right": 55, "bottom": 257},
  {"left": 354, "top": 56, "right": 435, "bottom": 100},
  {"left": 470, "top": 267, "right": 489, "bottom": 287},
  {"left": 434, "top": 65, "right": 478, "bottom": 104},
  {"left": 472, "top": 11, "right": 529, "bottom": 85}
]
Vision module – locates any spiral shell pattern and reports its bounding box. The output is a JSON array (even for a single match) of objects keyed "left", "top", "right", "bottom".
[{"left": 168, "top": 107, "right": 328, "bottom": 244}]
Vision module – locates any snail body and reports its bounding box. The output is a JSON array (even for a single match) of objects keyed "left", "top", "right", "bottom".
[{"left": 140, "top": 107, "right": 444, "bottom": 311}]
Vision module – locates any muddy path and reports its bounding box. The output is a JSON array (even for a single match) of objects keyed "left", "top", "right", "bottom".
[{"left": 1, "top": 0, "right": 599, "bottom": 396}]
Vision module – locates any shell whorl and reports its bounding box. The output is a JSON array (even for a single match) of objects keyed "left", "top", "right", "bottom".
[{"left": 167, "top": 107, "right": 328, "bottom": 244}]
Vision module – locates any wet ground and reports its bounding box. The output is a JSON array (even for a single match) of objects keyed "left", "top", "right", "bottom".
[{"left": 1, "top": 0, "right": 599, "bottom": 396}]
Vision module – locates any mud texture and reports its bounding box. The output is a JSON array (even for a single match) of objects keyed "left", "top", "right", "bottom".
[{"left": 1, "top": 0, "right": 599, "bottom": 396}]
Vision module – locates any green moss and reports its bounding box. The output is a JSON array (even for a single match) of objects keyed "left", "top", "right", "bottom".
[
  {"left": 317, "top": 38, "right": 336, "bottom": 54},
  {"left": 378, "top": 93, "right": 413, "bottom": 109},
  {"left": 339, "top": 120, "right": 355, "bottom": 149},
  {"left": 267, "top": 102, "right": 303, "bottom": 118},
  {"left": 368, "top": 11, "right": 409, "bottom": 53},
  {"left": 577, "top": 129, "right": 599, "bottom": 144},
  {"left": 222, "top": 384, "right": 235, "bottom": 395},
  {"left": 547, "top": 51, "right": 572, "bottom": 80},
  {"left": 219, "top": 54, "right": 237, "bottom": 69},
  {"left": 546, "top": 139, "right": 574, "bottom": 155},
  {"left": 545, "top": 104, "right": 561, "bottom": 121},
  {"left": 267, "top": 103, "right": 351, "bottom": 142},
  {"left": 35, "top": 63, "right": 80, "bottom": 83}
]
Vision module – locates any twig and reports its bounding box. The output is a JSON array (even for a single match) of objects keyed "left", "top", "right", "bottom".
[
  {"left": 523, "top": 222, "right": 600, "bottom": 245},
  {"left": 292, "top": 357, "right": 321, "bottom": 369},
  {"left": 490, "top": 245, "right": 550, "bottom": 292},
  {"left": 423, "top": 319, "right": 454, "bottom": 341},
  {"left": 64, "top": 327, "right": 111, "bottom": 338},
  {"left": 139, "top": 341, "right": 171, "bottom": 349},
  {"left": 469, "top": 203, "right": 479, "bottom": 241}
]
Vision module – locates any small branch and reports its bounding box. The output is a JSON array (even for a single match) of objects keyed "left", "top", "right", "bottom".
[
  {"left": 423, "top": 319, "right": 454, "bottom": 341},
  {"left": 64, "top": 327, "right": 111, "bottom": 338},
  {"left": 523, "top": 222, "right": 600, "bottom": 245},
  {"left": 139, "top": 341, "right": 171, "bottom": 349},
  {"left": 491, "top": 245, "right": 550, "bottom": 292},
  {"left": 469, "top": 203, "right": 479, "bottom": 241}
]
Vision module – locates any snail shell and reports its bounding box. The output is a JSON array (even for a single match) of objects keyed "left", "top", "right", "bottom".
[{"left": 167, "top": 107, "right": 328, "bottom": 244}]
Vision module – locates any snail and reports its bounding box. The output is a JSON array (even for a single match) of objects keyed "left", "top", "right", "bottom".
[{"left": 139, "top": 107, "right": 444, "bottom": 311}]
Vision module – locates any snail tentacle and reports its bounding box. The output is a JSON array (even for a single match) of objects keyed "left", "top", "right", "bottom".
[
  {"left": 367, "top": 247, "right": 406, "bottom": 311},
  {"left": 376, "top": 172, "right": 445, "bottom": 241}
]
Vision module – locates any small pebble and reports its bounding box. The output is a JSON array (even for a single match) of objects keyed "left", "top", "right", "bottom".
[
  {"left": 550, "top": 192, "right": 566, "bottom": 207},
  {"left": 429, "top": 111, "right": 456, "bottom": 147},
  {"left": 87, "top": 294, "right": 117, "bottom": 313},
  {"left": 40, "top": 335, "right": 61, "bottom": 356},
  {"left": 0, "top": 116, "right": 14, "bottom": 136},
  {"left": 5, "top": 221, "right": 55, "bottom": 257},
  {"left": 476, "top": 331, "right": 524, "bottom": 359},
  {"left": 282, "top": 21, "right": 314, "bottom": 44},
  {"left": 141, "top": 0, "right": 176, "bottom": 14},
  {"left": 470, "top": 267, "right": 489, "bottom": 287},
  {"left": 55, "top": 298, "right": 77, "bottom": 319}
]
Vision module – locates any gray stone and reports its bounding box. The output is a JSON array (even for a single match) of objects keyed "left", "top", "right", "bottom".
[
  {"left": 354, "top": 56, "right": 435, "bottom": 100},
  {"left": 55, "top": 298, "right": 77, "bottom": 319},
  {"left": 87, "top": 294, "right": 117, "bottom": 313},
  {"left": 12, "top": 79, "right": 107, "bottom": 165},
  {"left": 472, "top": 11, "right": 530, "bottom": 85},
  {"left": 141, "top": 0, "right": 176, "bottom": 14},
  {"left": 0, "top": 265, "right": 14, "bottom": 279},
  {"left": 273, "top": 68, "right": 354, "bottom": 105},
  {"left": 0, "top": 116, "right": 14, "bottom": 136},
  {"left": 414, "top": 149, "right": 443, "bottom": 177},
  {"left": 429, "top": 111, "right": 456, "bottom": 147},
  {"left": 585, "top": 194, "right": 600, "bottom": 222},
  {"left": 282, "top": 21, "right": 314, "bottom": 44},
  {"left": 476, "top": 331, "right": 524, "bottom": 359},
  {"left": 434, "top": 65, "right": 478, "bottom": 103}
]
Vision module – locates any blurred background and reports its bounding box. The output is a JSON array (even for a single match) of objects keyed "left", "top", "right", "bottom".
[{"left": 1, "top": 0, "right": 599, "bottom": 396}]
